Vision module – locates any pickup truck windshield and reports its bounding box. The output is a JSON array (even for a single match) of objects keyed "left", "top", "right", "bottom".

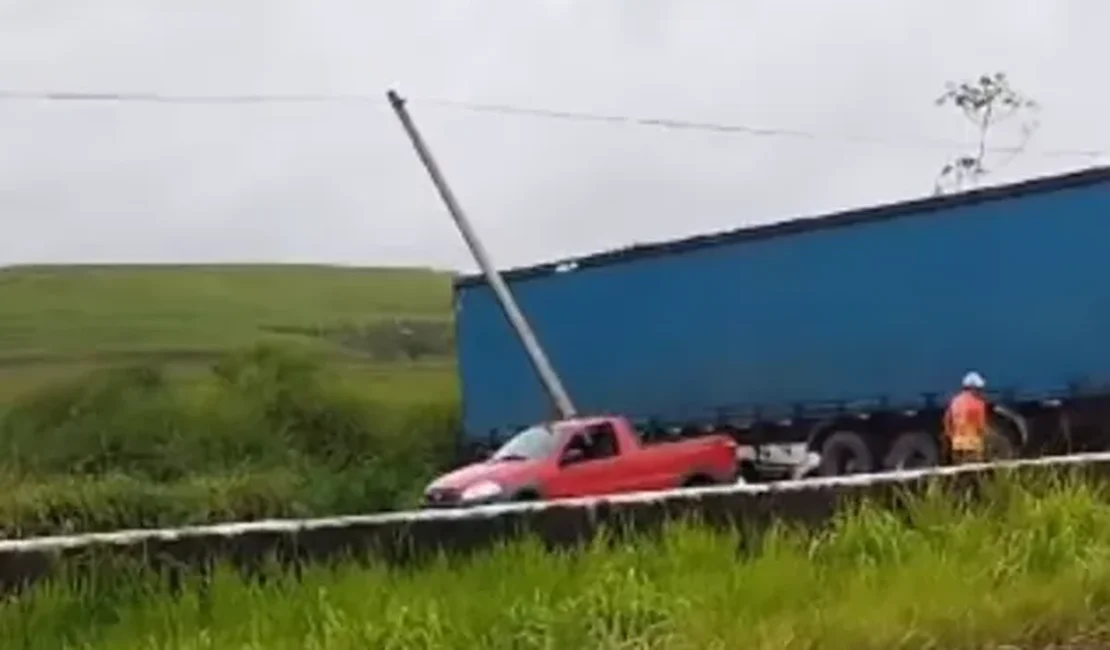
[{"left": 491, "top": 424, "right": 565, "bottom": 461}]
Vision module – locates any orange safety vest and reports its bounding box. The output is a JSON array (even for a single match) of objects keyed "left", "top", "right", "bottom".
[{"left": 944, "top": 389, "right": 988, "bottom": 452}]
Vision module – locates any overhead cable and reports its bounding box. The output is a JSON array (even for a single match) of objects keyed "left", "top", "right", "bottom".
[
  {"left": 417, "top": 97, "right": 1104, "bottom": 159},
  {"left": 0, "top": 88, "right": 1103, "bottom": 159}
]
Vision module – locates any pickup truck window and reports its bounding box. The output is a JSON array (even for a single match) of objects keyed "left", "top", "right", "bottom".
[
  {"left": 491, "top": 424, "right": 564, "bottom": 461},
  {"left": 563, "top": 423, "right": 621, "bottom": 464}
]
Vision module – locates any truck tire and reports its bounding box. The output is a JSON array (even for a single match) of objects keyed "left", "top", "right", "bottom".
[
  {"left": 817, "top": 431, "right": 875, "bottom": 476},
  {"left": 882, "top": 431, "right": 940, "bottom": 471}
]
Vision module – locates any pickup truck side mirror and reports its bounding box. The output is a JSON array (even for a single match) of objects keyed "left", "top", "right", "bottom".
[{"left": 560, "top": 447, "right": 586, "bottom": 466}]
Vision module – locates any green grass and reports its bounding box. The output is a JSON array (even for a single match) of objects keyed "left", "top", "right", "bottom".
[
  {"left": 6, "top": 472, "right": 1110, "bottom": 649},
  {"left": 0, "top": 264, "right": 452, "bottom": 359},
  {"left": 0, "top": 343, "right": 462, "bottom": 538},
  {"left": 0, "top": 264, "right": 465, "bottom": 536},
  {"left": 0, "top": 357, "right": 458, "bottom": 406}
]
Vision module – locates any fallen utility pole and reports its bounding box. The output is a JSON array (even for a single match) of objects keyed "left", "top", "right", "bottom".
[{"left": 386, "top": 89, "right": 578, "bottom": 420}]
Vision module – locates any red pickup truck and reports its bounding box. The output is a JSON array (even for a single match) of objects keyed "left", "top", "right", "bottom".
[{"left": 422, "top": 415, "right": 741, "bottom": 507}]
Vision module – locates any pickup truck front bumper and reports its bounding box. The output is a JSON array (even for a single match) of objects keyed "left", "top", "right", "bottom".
[
  {"left": 421, "top": 487, "right": 509, "bottom": 509},
  {"left": 422, "top": 487, "right": 462, "bottom": 508}
]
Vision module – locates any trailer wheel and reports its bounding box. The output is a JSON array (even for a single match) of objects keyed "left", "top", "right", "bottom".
[
  {"left": 817, "top": 431, "right": 875, "bottom": 476},
  {"left": 985, "top": 429, "right": 1017, "bottom": 461},
  {"left": 882, "top": 431, "right": 940, "bottom": 471}
]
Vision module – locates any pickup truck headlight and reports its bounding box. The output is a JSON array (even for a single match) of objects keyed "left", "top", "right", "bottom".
[{"left": 460, "top": 480, "right": 503, "bottom": 502}]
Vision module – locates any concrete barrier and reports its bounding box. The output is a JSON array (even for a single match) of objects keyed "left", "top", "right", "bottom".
[{"left": 2, "top": 452, "right": 1110, "bottom": 594}]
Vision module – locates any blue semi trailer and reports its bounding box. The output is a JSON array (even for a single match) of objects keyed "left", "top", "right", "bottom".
[{"left": 451, "top": 166, "right": 1110, "bottom": 479}]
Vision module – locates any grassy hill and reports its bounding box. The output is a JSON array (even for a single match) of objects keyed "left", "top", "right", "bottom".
[
  {"left": 0, "top": 264, "right": 459, "bottom": 402},
  {"left": 0, "top": 264, "right": 464, "bottom": 536}
]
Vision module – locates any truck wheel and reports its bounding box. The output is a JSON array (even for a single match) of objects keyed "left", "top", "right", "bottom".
[
  {"left": 882, "top": 431, "right": 940, "bottom": 471},
  {"left": 817, "top": 431, "right": 875, "bottom": 477}
]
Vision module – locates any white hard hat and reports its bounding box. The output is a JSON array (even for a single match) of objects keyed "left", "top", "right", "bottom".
[{"left": 962, "top": 371, "right": 986, "bottom": 389}]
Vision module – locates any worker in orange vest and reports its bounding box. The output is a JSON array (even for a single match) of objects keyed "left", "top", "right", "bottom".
[{"left": 944, "top": 371, "right": 990, "bottom": 464}]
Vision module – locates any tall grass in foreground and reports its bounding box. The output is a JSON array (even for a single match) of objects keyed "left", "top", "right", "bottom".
[{"left": 6, "top": 472, "right": 1110, "bottom": 649}]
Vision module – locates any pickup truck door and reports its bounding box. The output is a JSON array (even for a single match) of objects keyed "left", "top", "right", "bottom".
[{"left": 546, "top": 423, "right": 629, "bottom": 499}]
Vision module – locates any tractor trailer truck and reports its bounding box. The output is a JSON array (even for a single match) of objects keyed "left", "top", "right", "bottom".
[{"left": 450, "top": 166, "right": 1110, "bottom": 481}]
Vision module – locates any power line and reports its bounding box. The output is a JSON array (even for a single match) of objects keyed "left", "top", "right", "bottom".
[
  {"left": 0, "top": 89, "right": 378, "bottom": 104},
  {"left": 0, "top": 88, "right": 1104, "bottom": 160},
  {"left": 418, "top": 97, "right": 1106, "bottom": 159}
]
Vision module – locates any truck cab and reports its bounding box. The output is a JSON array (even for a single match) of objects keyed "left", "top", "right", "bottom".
[{"left": 423, "top": 416, "right": 740, "bottom": 507}]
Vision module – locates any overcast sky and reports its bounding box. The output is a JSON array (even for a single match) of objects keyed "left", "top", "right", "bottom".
[{"left": 0, "top": 0, "right": 1106, "bottom": 272}]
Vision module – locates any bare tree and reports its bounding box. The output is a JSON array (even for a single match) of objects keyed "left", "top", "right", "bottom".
[{"left": 934, "top": 72, "right": 1039, "bottom": 195}]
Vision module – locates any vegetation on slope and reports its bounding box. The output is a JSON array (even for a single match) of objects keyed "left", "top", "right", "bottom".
[
  {"left": 0, "top": 264, "right": 456, "bottom": 401},
  {"left": 0, "top": 264, "right": 452, "bottom": 357},
  {"left": 0, "top": 264, "right": 464, "bottom": 536},
  {"left": 0, "top": 344, "right": 460, "bottom": 538},
  {"left": 5, "top": 473, "right": 1110, "bottom": 649}
]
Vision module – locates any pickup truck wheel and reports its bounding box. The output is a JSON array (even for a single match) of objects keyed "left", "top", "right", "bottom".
[
  {"left": 817, "top": 431, "right": 876, "bottom": 476},
  {"left": 681, "top": 474, "right": 717, "bottom": 488},
  {"left": 882, "top": 431, "right": 940, "bottom": 471},
  {"left": 510, "top": 490, "right": 541, "bottom": 502}
]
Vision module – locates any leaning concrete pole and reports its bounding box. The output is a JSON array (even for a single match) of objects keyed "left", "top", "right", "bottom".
[{"left": 386, "top": 89, "right": 577, "bottom": 420}]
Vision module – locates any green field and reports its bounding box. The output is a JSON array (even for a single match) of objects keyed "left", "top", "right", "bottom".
[
  {"left": 0, "top": 264, "right": 457, "bottom": 401},
  {"left": 7, "top": 472, "right": 1110, "bottom": 649},
  {"left": 0, "top": 264, "right": 463, "bottom": 537},
  {"left": 0, "top": 264, "right": 452, "bottom": 357}
]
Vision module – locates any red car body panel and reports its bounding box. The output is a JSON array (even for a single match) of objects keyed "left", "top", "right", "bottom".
[{"left": 424, "top": 416, "right": 739, "bottom": 506}]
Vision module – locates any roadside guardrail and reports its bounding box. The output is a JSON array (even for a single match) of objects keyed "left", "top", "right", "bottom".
[{"left": 2, "top": 452, "right": 1109, "bottom": 593}]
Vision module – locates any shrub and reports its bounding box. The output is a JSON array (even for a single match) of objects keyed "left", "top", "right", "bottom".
[
  {"left": 0, "top": 343, "right": 461, "bottom": 536},
  {"left": 0, "top": 364, "right": 208, "bottom": 480},
  {"left": 209, "top": 343, "right": 393, "bottom": 467},
  {"left": 0, "top": 469, "right": 311, "bottom": 538}
]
